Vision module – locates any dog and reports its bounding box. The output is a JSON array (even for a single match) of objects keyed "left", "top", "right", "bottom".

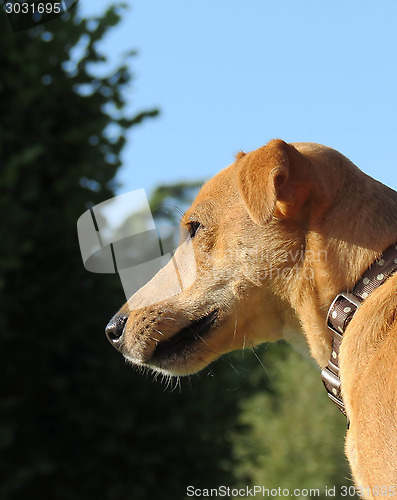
[{"left": 105, "top": 139, "right": 397, "bottom": 498}]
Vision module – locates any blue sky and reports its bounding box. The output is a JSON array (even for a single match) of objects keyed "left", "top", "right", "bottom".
[{"left": 79, "top": 0, "right": 397, "bottom": 198}]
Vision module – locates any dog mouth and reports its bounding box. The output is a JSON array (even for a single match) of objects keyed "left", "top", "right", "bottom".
[{"left": 148, "top": 310, "right": 218, "bottom": 368}]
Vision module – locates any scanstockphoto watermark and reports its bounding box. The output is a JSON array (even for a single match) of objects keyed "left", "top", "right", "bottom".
[
  {"left": 1, "top": 0, "right": 78, "bottom": 32},
  {"left": 186, "top": 484, "right": 368, "bottom": 497},
  {"left": 77, "top": 190, "right": 328, "bottom": 309},
  {"left": 77, "top": 189, "right": 197, "bottom": 310},
  {"left": 186, "top": 485, "right": 320, "bottom": 497}
]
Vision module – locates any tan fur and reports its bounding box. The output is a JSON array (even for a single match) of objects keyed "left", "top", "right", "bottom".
[{"left": 110, "top": 140, "right": 397, "bottom": 498}]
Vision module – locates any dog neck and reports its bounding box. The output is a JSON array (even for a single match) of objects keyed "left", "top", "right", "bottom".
[{"left": 288, "top": 168, "right": 397, "bottom": 368}]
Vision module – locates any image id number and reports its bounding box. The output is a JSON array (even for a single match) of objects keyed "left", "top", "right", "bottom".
[{"left": 4, "top": 2, "right": 62, "bottom": 14}]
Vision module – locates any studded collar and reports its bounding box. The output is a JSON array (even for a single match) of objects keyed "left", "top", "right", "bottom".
[{"left": 321, "top": 242, "right": 397, "bottom": 416}]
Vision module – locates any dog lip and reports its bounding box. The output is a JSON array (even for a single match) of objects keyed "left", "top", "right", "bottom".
[{"left": 148, "top": 310, "right": 218, "bottom": 365}]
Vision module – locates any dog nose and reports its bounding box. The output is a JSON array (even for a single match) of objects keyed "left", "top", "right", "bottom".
[{"left": 105, "top": 314, "right": 128, "bottom": 348}]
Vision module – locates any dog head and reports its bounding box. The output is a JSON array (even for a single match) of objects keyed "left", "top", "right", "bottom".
[{"left": 105, "top": 139, "right": 335, "bottom": 375}]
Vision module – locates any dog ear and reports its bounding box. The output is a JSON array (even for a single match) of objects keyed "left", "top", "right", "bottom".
[{"left": 236, "top": 139, "right": 311, "bottom": 225}]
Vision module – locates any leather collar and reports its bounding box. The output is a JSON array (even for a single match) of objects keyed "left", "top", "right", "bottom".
[{"left": 321, "top": 242, "right": 397, "bottom": 416}]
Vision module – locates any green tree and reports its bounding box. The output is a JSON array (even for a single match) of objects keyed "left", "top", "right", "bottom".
[{"left": 231, "top": 343, "right": 356, "bottom": 498}]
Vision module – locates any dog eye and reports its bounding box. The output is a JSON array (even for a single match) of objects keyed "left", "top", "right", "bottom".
[{"left": 187, "top": 221, "right": 201, "bottom": 238}]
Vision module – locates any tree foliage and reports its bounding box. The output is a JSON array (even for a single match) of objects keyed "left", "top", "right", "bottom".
[{"left": 231, "top": 344, "right": 354, "bottom": 497}]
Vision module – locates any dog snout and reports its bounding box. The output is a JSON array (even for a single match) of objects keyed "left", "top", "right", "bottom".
[{"left": 105, "top": 313, "right": 128, "bottom": 349}]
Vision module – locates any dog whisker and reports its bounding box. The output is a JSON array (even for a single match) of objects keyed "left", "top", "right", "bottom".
[
  {"left": 226, "top": 353, "right": 240, "bottom": 374},
  {"left": 242, "top": 295, "right": 248, "bottom": 356},
  {"left": 188, "top": 329, "right": 208, "bottom": 346},
  {"left": 232, "top": 305, "right": 238, "bottom": 347},
  {"left": 251, "top": 344, "right": 270, "bottom": 379},
  {"left": 162, "top": 374, "right": 175, "bottom": 391},
  {"left": 170, "top": 376, "right": 182, "bottom": 393},
  {"left": 161, "top": 308, "right": 176, "bottom": 314}
]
